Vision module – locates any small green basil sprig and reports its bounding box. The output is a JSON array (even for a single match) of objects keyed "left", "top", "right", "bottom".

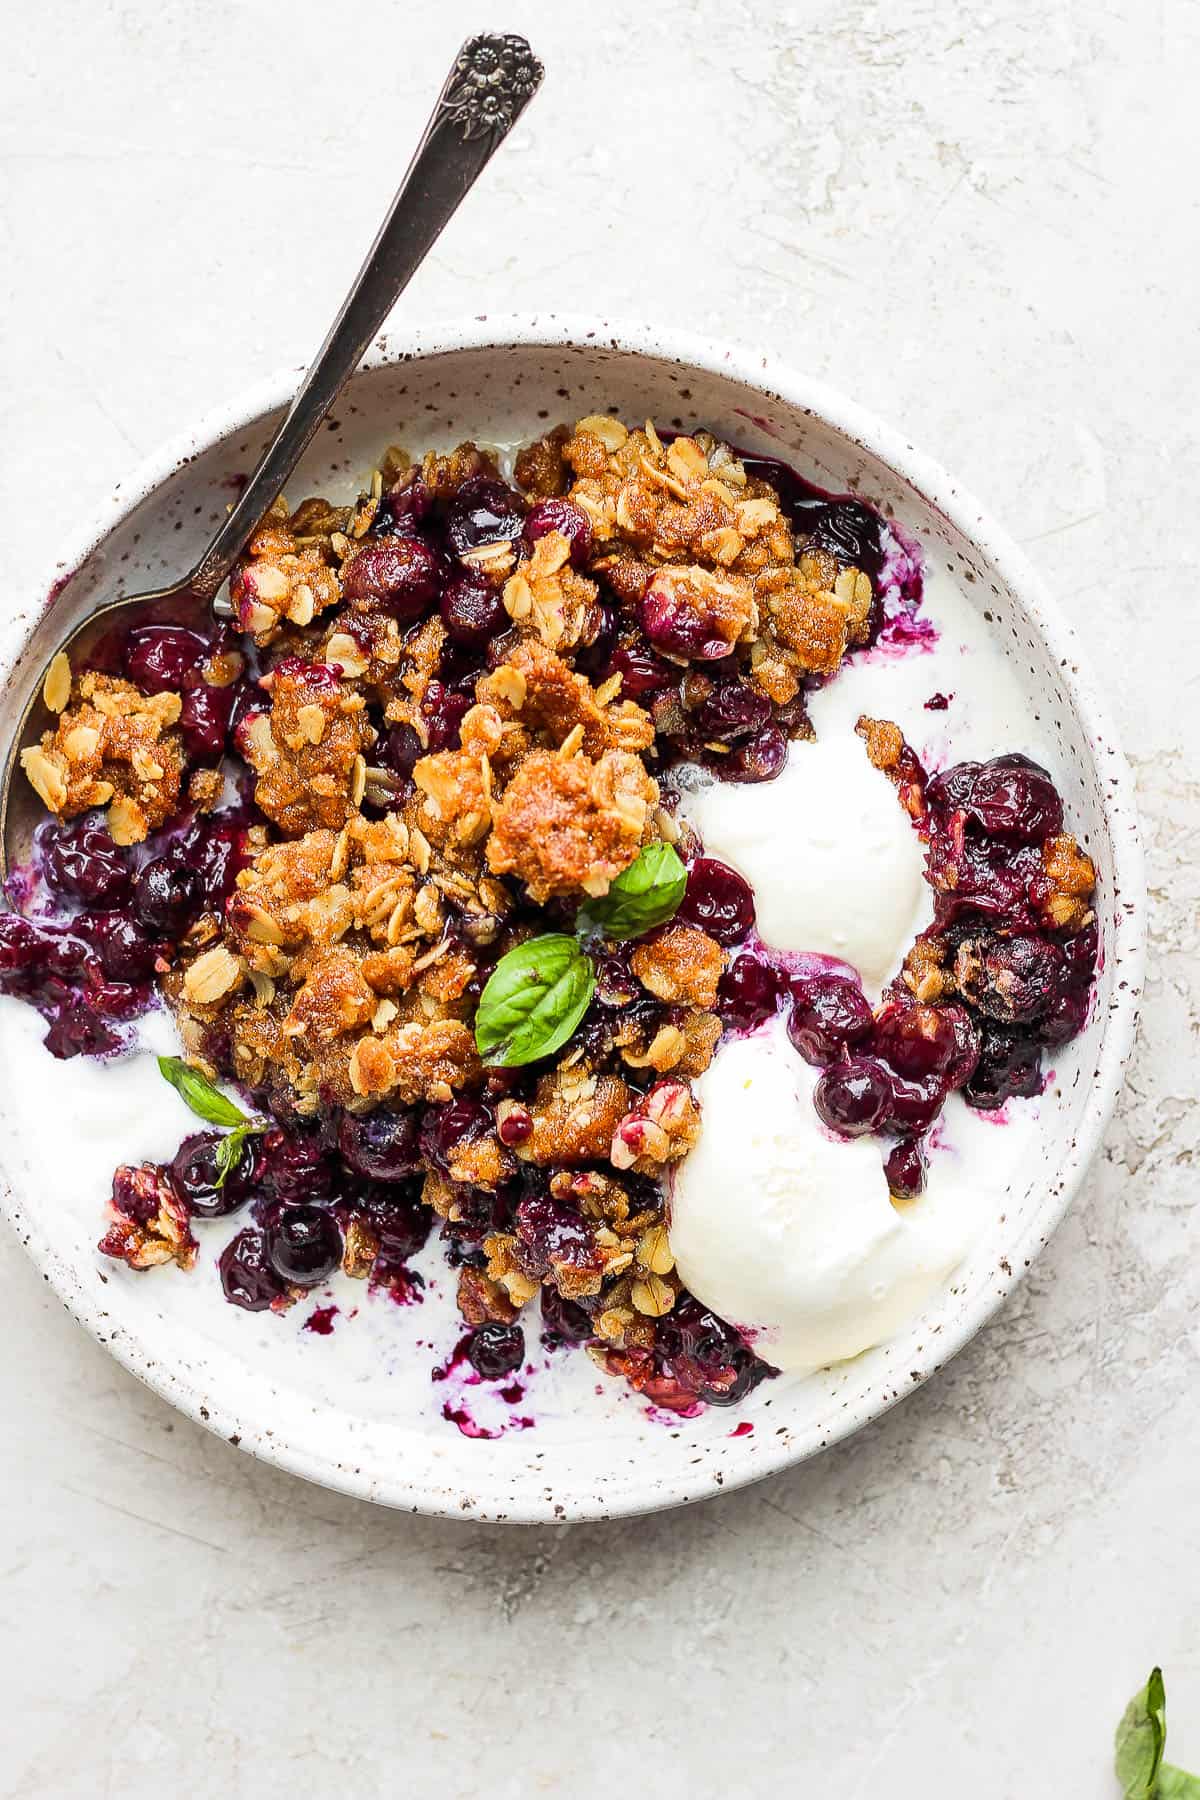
[
  {"left": 157, "top": 1055, "right": 265, "bottom": 1188},
  {"left": 1116, "top": 1668, "right": 1200, "bottom": 1798},
  {"left": 473, "top": 841, "right": 687, "bottom": 1068}
]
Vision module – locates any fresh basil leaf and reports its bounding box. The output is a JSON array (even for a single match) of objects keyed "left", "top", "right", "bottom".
[
  {"left": 578, "top": 842, "right": 687, "bottom": 941},
  {"left": 1117, "top": 1669, "right": 1169, "bottom": 1799},
  {"left": 157, "top": 1055, "right": 249, "bottom": 1130},
  {"left": 1159, "top": 1766, "right": 1200, "bottom": 1798},
  {"left": 474, "top": 933, "right": 595, "bottom": 1067},
  {"left": 213, "top": 1122, "right": 261, "bottom": 1190}
]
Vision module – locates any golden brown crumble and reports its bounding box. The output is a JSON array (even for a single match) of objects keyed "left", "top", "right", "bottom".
[
  {"left": 22, "top": 670, "right": 185, "bottom": 845},
  {"left": 242, "top": 659, "right": 376, "bottom": 837},
  {"left": 630, "top": 923, "right": 724, "bottom": 1009},
  {"left": 487, "top": 748, "right": 657, "bottom": 902}
]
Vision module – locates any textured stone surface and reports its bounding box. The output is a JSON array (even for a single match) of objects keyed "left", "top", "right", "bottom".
[{"left": 1, "top": 2, "right": 1196, "bottom": 1793}]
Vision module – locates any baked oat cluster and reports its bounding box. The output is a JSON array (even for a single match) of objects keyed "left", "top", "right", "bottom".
[{"left": 3, "top": 416, "right": 1099, "bottom": 1416}]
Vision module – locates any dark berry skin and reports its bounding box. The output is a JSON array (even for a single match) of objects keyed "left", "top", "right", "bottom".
[
  {"left": 86, "top": 912, "right": 159, "bottom": 983},
  {"left": 443, "top": 477, "right": 526, "bottom": 557},
  {"left": 540, "top": 1286, "right": 594, "bottom": 1345},
  {"left": 884, "top": 1071, "right": 947, "bottom": 1136},
  {"left": 256, "top": 1126, "right": 337, "bottom": 1204},
  {"left": 695, "top": 681, "right": 772, "bottom": 746},
  {"left": 721, "top": 724, "right": 788, "bottom": 784},
  {"left": 656, "top": 1298, "right": 766, "bottom": 1407},
  {"left": 420, "top": 1100, "right": 493, "bottom": 1176},
  {"left": 717, "top": 953, "right": 786, "bottom": 1032},
  {"left": 523, "top": 497, "right": 593, "bottom": 566},
  {"left": 341, "top": 538, "right": 441, "bottom": 618},
  {"left": 603, "top": 644, "right": 677, "bottom": 697},
  {"left": 926, "top": 753, "right": 1063, "bottom": 843},
  {"left": 349, "top": 1182, "right": 431, "bottom": 1262},
  {"left": 640, "top": 585, "right": 731, "bottom": 661},
  {"left": 871, "top": 1000, "right": 980, "bottom": 1089},
  {"left": 964, "top": 1027, "right": 1044, "bottom": 1110},
  {"left": 885, "top": 1136, "right": 928, "bottom": 1199},
  {"left": 133, "top": 858, "right": 203, "bottom": 936},
  {"left": 171, "top": 1131, "right": 257, "bottom": 1218},
  {"left": 264, "top": 1204, "right": 343, "bottom": 1286},
  {"left": 813, "top": 1058, "right": 893, "bottom": 1136},
  {"left": 1037, "top": 986, "right": 1090, "bottom": 1045},
  {"left": 41, "top": 822, "right": 130, "bottom": 909},
  {"left": 337, "top": 1107, "right": 422, "bottom": 1180},
  {"left": 465, "top": 1321, "right": 525, "bottom": 1379},
  {"left": 123, "top": 623, "right": 208, "bottom": 694},
  {"left": 439, "top": 572, "right": 507, "bottom": 648},
  {"left": 787, "top": 976, "right": 873, "bottom": 1065},
  {"left": 219, "top": 1228, "right": 289, "bottom": 1311},
  {"left": 956, "top": 933, "right": 1064, "bottom": 1024},
  {"left": 677, "top": 858, "right": 756, "bottom": 945},
  {"left": 180, "top": 681, "right": 235, "bottom": 761}
]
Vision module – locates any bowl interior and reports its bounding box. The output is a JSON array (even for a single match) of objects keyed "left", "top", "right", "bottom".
[{"left": 0, "top": 328, "right": 1142, "bottom": 1520}]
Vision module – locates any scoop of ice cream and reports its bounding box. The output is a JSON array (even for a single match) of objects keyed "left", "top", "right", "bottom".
[
  {"left": 668, "top": 1020, "right": 977, "bottom": 1373},
  {"left": 679, "top": 732, "right": 926, "bottom": 992}
]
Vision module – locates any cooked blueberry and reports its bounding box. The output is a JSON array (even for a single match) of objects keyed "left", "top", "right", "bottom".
[
  {"left": 219, "top": 1227, "right": 289, "bottom": 1310},
  {"left": 41, "top": 821, "right": 130, "bottom": 908},
  {"left": 180, "top": 681, "right": 234, "bottom": 761},
  {"left": 133, "top": 858, "right": 203, "bottom": 936},
  {"left": 540, "top": 1286, "right": 593, "bottom": 1344},
  {"left": 885, "top": 1136, "right": 928, "bottom": 1199},
  {"left": 420, "top": 1100, "right": 493, "bottom": 1176},
  {"left": 264, "top": 1204, "right": 343, "bottom": 1286},
  {"left": 171, "top": 1130, "right": 257, "bottom": 1218},
  {"left": 439, "top": 572, "right": 506, "bottom": 647},
  {"left": 444, "top": 476, "right": 526, "bottom": 557},
  {"left": 813, "top": 1058, "right": 893, "bottom": 1136},
  {"left": 523, "top": 497, "right": 593, "bottom": 566},
  {"left": 788, "top": 976, "right": 873, "bottom": 1065},
  {"left": 717, "top": 953, "right": 785, "bottom": 1032},
  {"left": 926, "top": 754, "right": 1063, "bottom": 843},
  {"left": 695, "top": 680, "right": 771, "bottom": 745},
  {"left": 257, "top": 1126, "right": 337, "bottom": 1203},
  {"left": 640, "top": 580, "right": 730, "bottom": 661},
  {"left": 123, "top": 622, "right": 208, "bottom": 694},
  {"left": 341, "top": 538, "right": 441, "bottom": 618},
  {"left": 337, "top": 1107, "right": 422, "bottom": 1180},
  {"left": 86, "top": 911, "right": 159, "bottom": 983},
  {"left": 604, "top": 644, "right": 677, "bottom": 697},
  {"left": 658, "top": 1297, "right": 766, "bottom": 1406},
  {"left": 465, "top": 1321, "right": 525, "bottom": 1379},
  {"left": 677, "top": 857, "right": 756, "bottom": 945},
  {"left": 883, "top": 1070, "right": 947, "bottom": 1135},
  {"left": 721, "top": 724, "right": 788, "bottom": 783},
  {"left": 954, "top": 932, "right": 1064, "bottom": 1023},
  {"left": 963, "top": 1027, "right": 1044, "bottom": 1109}
]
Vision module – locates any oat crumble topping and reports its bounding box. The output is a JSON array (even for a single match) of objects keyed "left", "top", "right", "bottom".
[{"left": 5, "top": 415, "right": 1099, "bottom": 1418}]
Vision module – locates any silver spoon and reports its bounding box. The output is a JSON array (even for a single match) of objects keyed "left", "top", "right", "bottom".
[{"left": 0, "top": 31, "right": 542, "bottom": 883}]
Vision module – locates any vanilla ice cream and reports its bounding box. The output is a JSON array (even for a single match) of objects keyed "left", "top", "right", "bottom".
[
  {"left": 679, "top": 732, "right": 927, "bottom": 992},
  {"left": 668, "top": 1018, "right": 980, "bottom": 1374}
]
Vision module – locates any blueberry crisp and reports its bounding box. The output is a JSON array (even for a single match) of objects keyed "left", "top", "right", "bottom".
[{"left": 2, "top": 416, "right": 1098, "bottom": 1416}]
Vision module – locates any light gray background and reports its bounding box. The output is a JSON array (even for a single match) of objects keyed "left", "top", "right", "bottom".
[{"left": 1, "top": 2, "right": 1196, "bottom": 1794}]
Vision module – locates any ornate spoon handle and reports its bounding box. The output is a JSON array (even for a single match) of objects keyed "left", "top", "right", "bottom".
[{"left": 190, "top": 32, "right": 543, "bottom": 602}]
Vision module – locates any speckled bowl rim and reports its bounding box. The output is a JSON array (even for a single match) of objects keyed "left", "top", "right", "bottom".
[{"left": 0, "top": 315, "right": 1145, "bottom": 1522}]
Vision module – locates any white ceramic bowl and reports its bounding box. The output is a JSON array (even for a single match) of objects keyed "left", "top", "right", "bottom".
[{"left": 0, "top": 318, "right": 1144, "bottom": 1521}]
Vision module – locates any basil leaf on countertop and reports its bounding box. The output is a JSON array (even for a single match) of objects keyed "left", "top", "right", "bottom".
[
  {"left": 474, "top": 933, "right": 596, "bottom": 1067},
  {"left": 578, "top": 841, "right": 687, "bottom": 941},
  {"left": 157, "top": 1055, "right": 251, "bottom": 1130},
  {"left": 1116, "top": 1669, "right": 1200, "bottom": 1799}
]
